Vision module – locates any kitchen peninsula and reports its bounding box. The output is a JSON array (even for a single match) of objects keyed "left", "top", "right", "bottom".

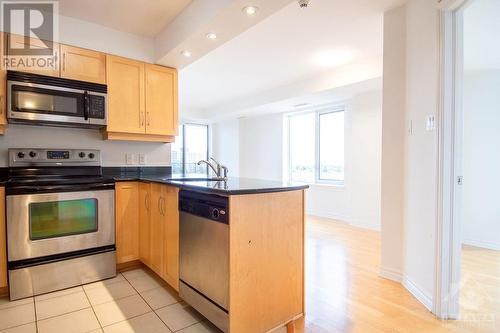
[{"left": 110, "top": 168, "right": 308, "bottom": 333}]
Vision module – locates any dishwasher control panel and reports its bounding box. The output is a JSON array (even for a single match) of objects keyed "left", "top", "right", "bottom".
[{"left": 179, "top": 191, "right": 229, "bottom": 224}]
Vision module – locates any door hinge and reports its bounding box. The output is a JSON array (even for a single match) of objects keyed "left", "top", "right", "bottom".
[{"left": 457, "top": 176, "right": 463, "bottom": 186}]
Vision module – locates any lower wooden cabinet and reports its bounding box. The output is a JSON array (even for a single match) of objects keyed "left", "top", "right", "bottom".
[
  {"left": 118, "top": 182, "right": 179, "bottom": 291},
  {"left": 139, "top": 182, "right": 151, "bottom": 266},
  {"left": 0, "top": 187, "right": 6, "bottom": 289},
  {"left": 115, "top": 182, "right": 140, "bottom": 264}
]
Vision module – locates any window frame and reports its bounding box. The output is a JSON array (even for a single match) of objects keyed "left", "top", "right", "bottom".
[
  {"left": 173, "top": 122, "right": 210, "bottom": 174},
  {"left": 287, "top": 106, "right": 346, "bottom": 186}
]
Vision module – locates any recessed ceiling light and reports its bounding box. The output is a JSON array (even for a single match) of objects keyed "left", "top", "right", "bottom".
[
  {"left": 206, "top": 32, "right": 217, "bottom": 40},
  {"left": 181, "top": 50, "right": 192, "bottom": 57},
  {"left": 242, "top": 6, "right": 259, "bottom": 16}
]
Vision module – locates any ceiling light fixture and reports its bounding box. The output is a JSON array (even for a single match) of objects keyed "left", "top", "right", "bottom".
[
  {"left": 206, "top": 32, "right": 217, "bottom": 40},
  {"left": 181, "top": 50, "right": 192, "bottom": 57},
  {"left": 242, "top": 6, "right": 259, "bottom": 16}
]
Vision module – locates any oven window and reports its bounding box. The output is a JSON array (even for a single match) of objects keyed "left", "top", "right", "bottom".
[
  {"left": 12, "top": 85, "right": 81, "bottom": 115},
  {"left": 29, "top": 199, "right": 98, "bottom": 240}
]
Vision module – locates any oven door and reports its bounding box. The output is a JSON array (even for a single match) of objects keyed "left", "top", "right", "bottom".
[
  {"left": 6, "top": 189, "right": 115, "bottom": 262},
  {"left": 7, "top": 81, "right": 90, "bottom": 125}
]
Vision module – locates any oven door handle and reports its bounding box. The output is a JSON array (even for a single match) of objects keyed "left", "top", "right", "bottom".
[{"left": 6, "top": 182, "right": 115, "bottom": 195}]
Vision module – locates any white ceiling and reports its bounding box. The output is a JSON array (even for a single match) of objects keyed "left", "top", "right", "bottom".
[
  {"left": 464, "top": 0, "right": 500, "bottom": 71},
  {"left": 180, "top": 0, "right": 406, "bottom": 118},
  {"left": 58, "top": 0, "right": 192, "bottom": 37}
]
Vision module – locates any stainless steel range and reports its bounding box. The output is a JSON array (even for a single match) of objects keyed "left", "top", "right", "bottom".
[{"left": 5, "top": 148, "right": 116, "bottom": 300}]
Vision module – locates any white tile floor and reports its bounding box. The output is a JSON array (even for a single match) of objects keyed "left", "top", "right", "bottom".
[{"left": 0, "top": 268, "right": 222, "bottom": 333}]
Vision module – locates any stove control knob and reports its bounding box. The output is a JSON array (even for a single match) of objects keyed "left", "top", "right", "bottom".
[
  {"left": 79, "top": 152, "right": 86, "bottom": 158},
  {"left": 88, "top": 153, "right": 95, "bottom": 159},
  {"left": 29, "top": 151, "right": 37, "bottom": 158},
  {"left": 17, "top": 152, "right": 25, "bottom": 159}
]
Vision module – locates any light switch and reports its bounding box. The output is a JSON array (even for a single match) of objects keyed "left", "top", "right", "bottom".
[
  {"left": 426, "top": 115, "right": 436, "bottom": 131},
  {"left": 139, "top": 153, "right": 146, "bottom": 165}
]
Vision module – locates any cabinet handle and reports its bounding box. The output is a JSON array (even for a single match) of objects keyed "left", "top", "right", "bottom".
[
  {"left": 145, "top": 193, "right": 149, "bottom": 210},
  {"left": 147, "top": 112, "right": 150, "bottom": 126},
  {"left": 62, "top": 52, "right": 66, "bottom": 71},
  {"left": 0, "top": 96, "right": 3, "bottom": 115},
  {"left": 139, "top": 112, "right": 144, "bottom": 127},
  {"left": 158, "top": 197, "right": 162, "bottom": 215},
  {"left": 161, "top": 197, "right": 166, "bottom": 217}
]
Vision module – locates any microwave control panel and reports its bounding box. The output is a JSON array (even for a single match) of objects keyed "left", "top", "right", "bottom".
[{"left": 88, "top": 95, "right": 106, "bottom": 119}]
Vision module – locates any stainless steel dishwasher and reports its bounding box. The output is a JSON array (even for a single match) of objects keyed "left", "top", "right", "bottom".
[{"left": 179, "top": 190, "right": 229, "bottom": 333}]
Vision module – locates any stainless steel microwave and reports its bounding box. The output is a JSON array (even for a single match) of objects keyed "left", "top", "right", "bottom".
[{"left": 7, "top": 71, "right": 107, "bottom": 128}]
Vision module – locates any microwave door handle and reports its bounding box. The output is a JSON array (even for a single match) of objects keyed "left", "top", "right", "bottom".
[{"left": 83, "top": 91, "right": 89, "bottom": 121}]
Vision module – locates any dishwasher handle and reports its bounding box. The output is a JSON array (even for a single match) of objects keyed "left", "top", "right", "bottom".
[{"left": 179, "top": 191, "right": 228, "bottom": 224}]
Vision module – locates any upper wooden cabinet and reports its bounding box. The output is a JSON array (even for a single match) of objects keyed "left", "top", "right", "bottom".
[
  {"left": 6, "top": 34, "right": 59, "bottom": 77},
  {"left": 105, "top": 56, "right": 178, "bottom": 142},
  {"left": 145, "top": 64, "right": 178, "bottom": 136},
  {"left": 60, "top": 45, "right": 106, "bottom": 84},
  {"left": 106, "top": 55, "right": 145, "bottom": 134},
  {"left": 115, "top": 182, "right": 140, "bottom": 264}
]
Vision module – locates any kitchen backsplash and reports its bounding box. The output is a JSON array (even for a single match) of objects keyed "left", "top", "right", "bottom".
[{"left": 0, "top": 125, "right": 171, "bottom": 167}]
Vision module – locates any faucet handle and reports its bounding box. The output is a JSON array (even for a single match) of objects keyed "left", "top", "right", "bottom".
[{"left": 221, "top": 165, "right": 228, "bottom": 180}]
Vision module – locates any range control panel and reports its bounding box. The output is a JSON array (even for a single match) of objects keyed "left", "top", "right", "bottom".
[{"left": 9, "top": 148, "right": 101, "bottom": 167}]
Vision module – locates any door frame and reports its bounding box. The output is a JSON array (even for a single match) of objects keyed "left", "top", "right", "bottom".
[{"left": 434, "top": 0, "right": 473, "bottom": 319}]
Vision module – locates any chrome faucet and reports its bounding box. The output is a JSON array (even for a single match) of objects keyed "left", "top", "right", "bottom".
[{"left": 197, "top": 157, "right": 228, "bottom": 180}]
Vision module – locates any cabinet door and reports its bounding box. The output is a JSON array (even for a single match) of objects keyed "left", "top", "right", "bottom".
[
  {"left": 0, "top": 34, "right": 6, "bottom": 130},
  {"left": 162, "top": 185, "right": 179, "bottom": 291},
  {"left": 0, "top": 187, "right": 6, "bottom": 289},
  {"left": 60, "top": 45, "right": 106, "bottom": 84},
  {"left": 6, "top": 34, "right": 59, "bottom": 76},
  {"left": 149, "top": 183, "right": 165, "bottom": 276},
  {"left": 106, "top": 55, "right": 145, "bottom": 134},
  {"left": 115, "top": 182, "right": 140, "bottom": 264},
  {"left": 139, "top": 182, "right": 151, "bottom": 266},
  {"left": 145, "top": 64, "right": 178, "bottom": 136}
]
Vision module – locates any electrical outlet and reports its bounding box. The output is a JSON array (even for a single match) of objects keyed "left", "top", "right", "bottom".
[
  {"left": 125, "top": 153, "right": 133, "bottom": 165},
  {"left": 139, "top": 153, "right": 146, "bottom": 165},
  {"left": 426, "top": 115, "right": 436, "bottom": 131}
]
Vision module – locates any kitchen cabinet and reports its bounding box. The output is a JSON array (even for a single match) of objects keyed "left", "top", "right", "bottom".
[
  {"left": 6, "top": 34, "right": 60, "bottom": 77},
  {"left": 104, "top": 57, "right": 177, "bottom": 143},
  {"left": 60, "top": 44, "right": 106, "bottom": 84},
  {"left": 0, "top": 187, "right": 6, "bottom": 291},
  {"left": 0, "top": 34, "right": 6, "bottom": 134},
  {"left": 105, "top": 55, "right": 145, "bottom": 134},
  {"left": 139, "top": 183, "right": 179, "bottom": 291},
  {"left": 145, "top": 64, "right": 178, "bottom": 136},
  {"left": 139, "top": 182, "right": 151, "bottom": 266},
  {"left": 115, "top": 182, "right": 140, "bottom": 264}
]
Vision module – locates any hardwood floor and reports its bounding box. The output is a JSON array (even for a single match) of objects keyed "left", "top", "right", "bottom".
[{"left": 294, "top": 216, "right": 499, "bottom": 333}]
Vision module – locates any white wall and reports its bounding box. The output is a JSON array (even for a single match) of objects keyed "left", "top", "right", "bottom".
[
  {"left": 239, "top": 113, "right": 285, "bottom": 181},
  {"left": 380, "top": 5, "right": 406, "bottom": 282},
  {"left": 461, "top": 70, "right": 500, "bottom": 250},
  {"left": 211, "top": 118, "right": 240, "bottom": 177},
  {"left": 213, "top": 85, "right": 382, "bottom": 230},
  {"left": 380, "top": 0, "right": 440, "bottom": 311},
  {"left": 1, "top": 15, "right": 171, "bottom": 166}
]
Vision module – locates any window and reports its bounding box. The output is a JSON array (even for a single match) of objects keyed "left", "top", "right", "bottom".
[
  {"left": 171, "top": 123, "right": 209, "bottom": 174},
  {"left": 288, "top": 109, "right": 345, "bottom": 185}
]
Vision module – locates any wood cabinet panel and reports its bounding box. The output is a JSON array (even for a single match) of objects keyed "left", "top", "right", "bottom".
[
  {"left": 6, "top": 34, "right": 59, "bottom": 76},
  {"left": 145, "top": 64, "right": 178, "bottom": 136},
  {"left": 0, "top": 34, "right": 6, "bottom": 132},
  {"left": 149, "top": 183, "right": 165, "bottom": 276},
  {"left": 60, "top": 45, "right": 106, "bottom": 84},
  {"left": 115, "top": 182, "right": 140, "bottom": 264},
  {"left": 162, "top": 185, "right": 179, "bottom": 291},
  {"left": 106, "top": 55, "right": 145, "bottom": 134},
  {"left": 139, "top": 182, "right": 151, "bottom": 266},
  {"left": 0, "top": 187, "right": 6, "bottom": 289}
]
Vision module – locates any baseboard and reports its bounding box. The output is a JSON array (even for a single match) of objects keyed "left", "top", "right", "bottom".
[
  {"left": 402, "top": 276, "right": 433, "bottom": 311},
  {"left": 379, "top": 267, "right": 402, "bottom": 282},
  {"left": 307, "top": 211, "right": 380, "bottom": 231},
  {"left": 306, "top": 210, "right": 349, "bottom": 222},
  {"left": 462, "top": 238, "right": 500, "bottom": 251}
]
